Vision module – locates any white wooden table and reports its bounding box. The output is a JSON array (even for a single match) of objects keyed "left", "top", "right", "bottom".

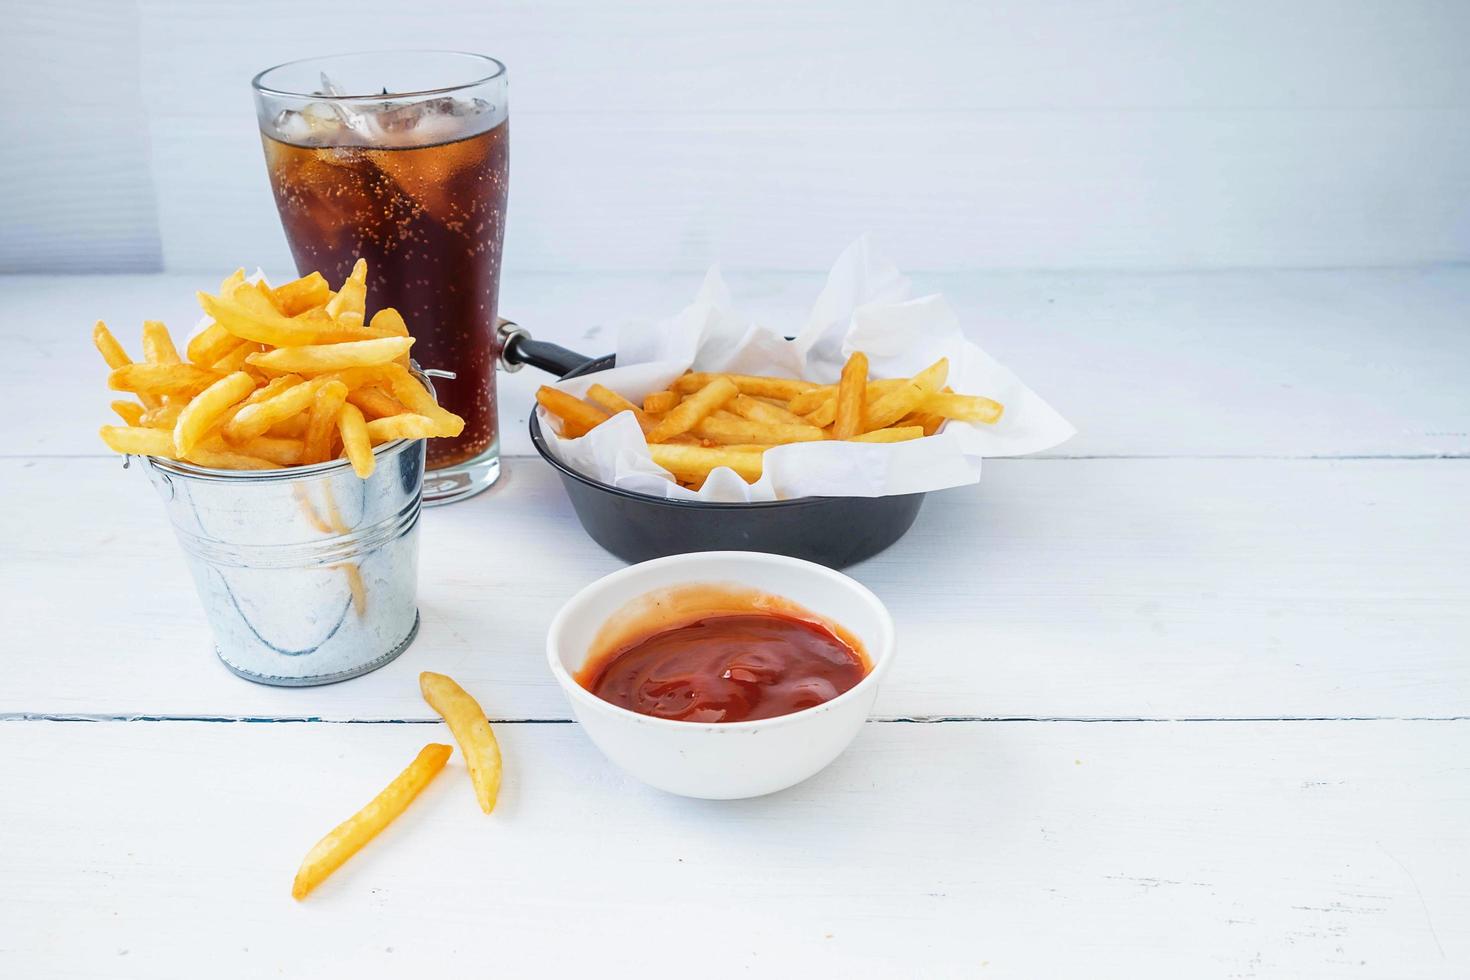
[{"left": 2, "top": 267, "right": 1467, "bottom": 978}]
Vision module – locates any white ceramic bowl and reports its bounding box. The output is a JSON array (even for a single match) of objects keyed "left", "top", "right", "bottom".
[{"left": 546, "top": 551, "right": 896, "bottom": 799}]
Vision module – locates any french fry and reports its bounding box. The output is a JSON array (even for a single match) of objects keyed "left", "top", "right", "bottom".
[
  {"left": 646, "top": 377, "right": 739, "bottom": 443},
  {"left": 368, "top": 308, "right": 412, "bottom": 368},
  {"left": 672, "top": 373, "right": 817, "bottom": 400},
  {"left": 846, "top": 425, "right": 925, "bottom": 443},
  {"left": 111, "top": 400, "right": 145, "bottom": 426},
  {"left": 920, "top": 390, "right": 1004, "bottom": 424},
  {"left": 690, "top": 416, "right": 826, "bottom": 446},
  {"left": 535, "top": 386, "right": 611, "bottom": 436},
  {"left": 303, "top": 381, "right": 350, "bottom": 464},
  {"left": 173, "top": 371, "right": 257, "bottom": 455},
  {"left": 730, "top": 394, "right": 809, "bottom": 428},
  {"left": 211, "top": 341, "right": 264, "bottom": 376},
  {"left": 140, "top": 401, "right": 184, "bottom": 430},
  {"left": 183, "top": 447, "right": 281, "bottom": 470},
  {"left": 217, "top": 435, "right": 304, "bottom": 467},
  {"left": 271, "top": 272, "right": 331, "bottom": 316},
  {"left": 419, "top": 672, "right": 502, "bottom": 815},
  {"left": 365, "top": 414, "right": 443, "bottom": 442},
  {"left": 381, "top": 365, "right": 465, "bottom": 437},
  {"left": 643, "top": 390, "right": 680, "bottom": 414},
  {"left": 586, "top": 384, "right": 655, "bottom": 434},
  {"left": 832, "top": 351, "right": 868, "bottom": 440},
  {"left": 98, "top": 425, "right": 178, "bottom": 458},
  {"left": 268, "top": 414, "right": 310, "bottom": 438},
  {"left": 92, "top": 321, "right": 132, "bottom": 369},
  {"left": 225, "top": 377, "right": 326, "bottom": 443},
  {"left": 800, "top": 379, "right": 907, "bottom": 427},
  {"left": 186, "top": 322, "right": 243, "bottom": 367},
  {"left": 198, "top": 285, "right": 330, "bottom": 347},
  {"left": 337, "top": 402, "right": 375, "bottom": 478},
  {"left": 141, "top": 321, "right": 181, "bottom": 365},
  {"left": 862, "top": 358, "right": 948, "bottom": 432},
  {"left": 346, "top": 385, "right": 408, "bottom": 420},
  {"left": 900, "top": 410, "right": 947, "bottom": 436},
  {"left": 290, "top": 743, "right": 452, "bottom": 900},
  {"left": 649, "top": 443, "right": 764, "bottom": 483},
  {"left": 94, "top": 321, "right": 161, "bottom": 410},
  {"left": 246, "top": 337, "right": 413, "bottom": 376},
  {"left": 108, "top": 363, "right": 220, "bottom": 398},
  {"left": 325, "top": 258, "right": 368, "bottom": 320}
]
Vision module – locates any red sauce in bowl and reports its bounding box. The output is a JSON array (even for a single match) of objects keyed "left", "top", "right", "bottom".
[{"left": 574, "top": 585, "right": 870, "bottom": 723}]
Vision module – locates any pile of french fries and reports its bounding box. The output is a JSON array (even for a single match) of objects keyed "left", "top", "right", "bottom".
[
  {"left": 292, "top": 671, "right": 502, "bottom": 901},
  {"left": 95, "top": 260, "right": 464, "bottom": 477},
  {"left": 536, "top": 353, "right": 1003, "bottom": 489}
]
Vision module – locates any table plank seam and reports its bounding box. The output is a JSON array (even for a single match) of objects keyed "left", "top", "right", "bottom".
[
  {"left": 5, "top": 713, "right": 1468, "bottom": 725},
  {"left": 5, "top": 452, "right": 1470, "bottom": 461}
]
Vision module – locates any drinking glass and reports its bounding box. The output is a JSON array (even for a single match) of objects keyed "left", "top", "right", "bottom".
[{"left": 252, "top": 51, "right": 509, "bottom": 504}]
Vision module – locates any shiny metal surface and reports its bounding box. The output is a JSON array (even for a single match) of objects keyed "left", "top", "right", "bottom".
[{"left": 144, "top": 438, "right": 424, "bottom": 686}]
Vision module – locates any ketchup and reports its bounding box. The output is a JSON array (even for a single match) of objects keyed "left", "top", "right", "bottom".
[{"left": 578, "top": 613, "right": 868, "bottom": 723}]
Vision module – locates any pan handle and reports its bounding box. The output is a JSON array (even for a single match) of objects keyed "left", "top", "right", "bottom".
[{"left": 497, "top": 319, "right": 595, "bottom": 378}]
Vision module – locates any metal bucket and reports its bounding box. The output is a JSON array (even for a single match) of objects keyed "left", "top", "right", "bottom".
[{"left": 143, "top": 436, "right": 424, "bottom": 686}]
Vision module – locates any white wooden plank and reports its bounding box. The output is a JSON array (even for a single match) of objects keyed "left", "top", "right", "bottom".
[
  {"left": 144, "top": 108, "right": 1470, "bottom": 274},
  {"left": 11, "top": 267, "right": 1469, "bottom": 459},
  {"left": 0, "top": 1, "right": 162, "bottom": 272},
  {"left": 4, "top": 456, "right": 1467, "bottom": 721},
  {"left": 1, "top": 718, "right": 1464, "bottom": 976},
  {"left": 136, "top": 0, "right": 1470, "bottom": 113}
]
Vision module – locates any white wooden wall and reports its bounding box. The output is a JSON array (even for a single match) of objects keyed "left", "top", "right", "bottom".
[{"left": 5, "top": 0, "right": 1470, "bottom": 274}]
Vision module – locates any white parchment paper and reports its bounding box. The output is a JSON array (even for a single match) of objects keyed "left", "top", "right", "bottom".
[{"left": 539, "top": 238, "right": 1075, "bottom": 502}]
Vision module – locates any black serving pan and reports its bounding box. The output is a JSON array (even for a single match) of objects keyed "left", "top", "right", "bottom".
[{"left": 500, "top": 327, "right": 925, "bottom": 569}]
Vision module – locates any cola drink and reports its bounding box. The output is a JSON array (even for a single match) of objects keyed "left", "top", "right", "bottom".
[{"left": 253, "top": 54, "right": 510, "bottom": 502}]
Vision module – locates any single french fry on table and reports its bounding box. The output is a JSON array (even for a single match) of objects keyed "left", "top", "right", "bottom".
[
  {"left": 420, "top": 672, "right": 503, "bottom": 814},
  {"left": 290, "top": 743, "right": 452, "bottom": 901}
]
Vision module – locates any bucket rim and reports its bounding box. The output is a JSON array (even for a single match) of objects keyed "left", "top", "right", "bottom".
[{"left": 142, "top": 437, "right": 418, "bottom": 484}]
